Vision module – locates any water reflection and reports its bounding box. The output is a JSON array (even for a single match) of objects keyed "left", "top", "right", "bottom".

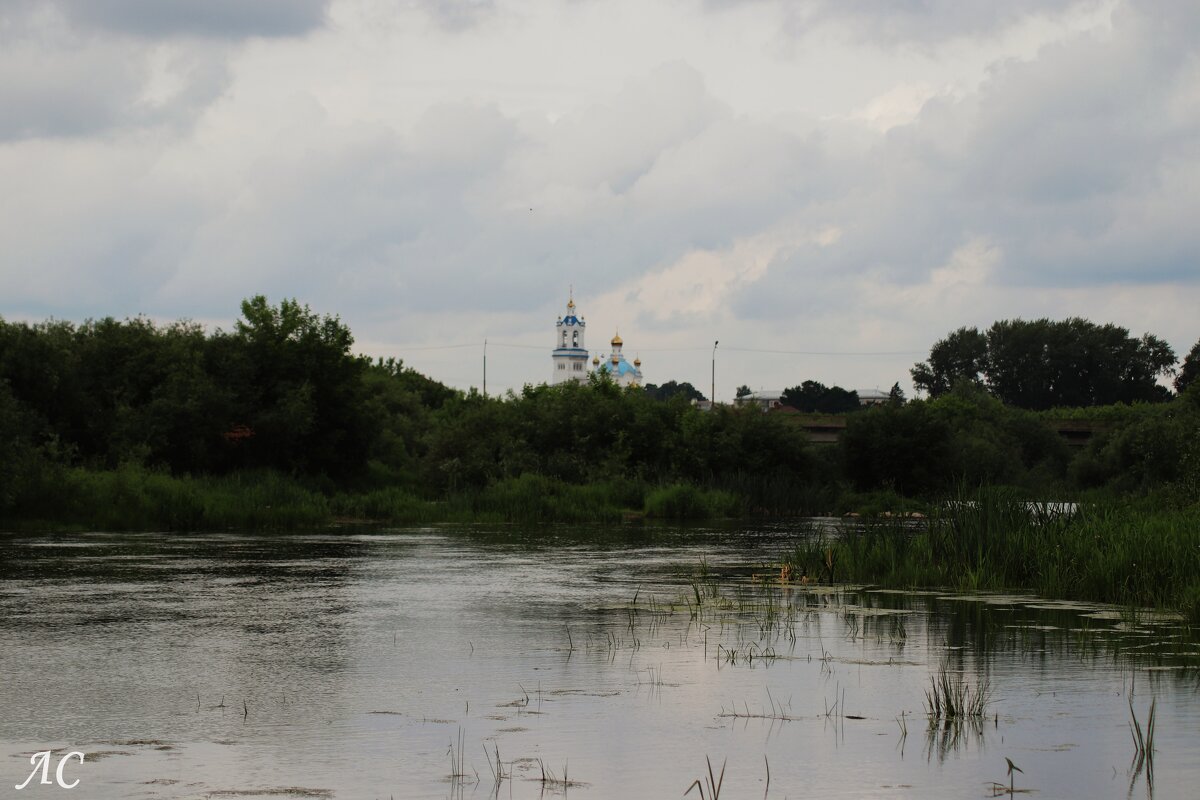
[{"left": 0, "top": 524, "right": 1196, "bottom": 799}]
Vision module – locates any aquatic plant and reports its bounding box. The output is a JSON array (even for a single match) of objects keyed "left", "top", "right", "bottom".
[
  {"left": 447, "top": 728, "right": 476, "bottom": 783},
  {"left": 537, "top": 759, "right": 582, "bottom": 790},
  {"left": 482, "top": 741, "right": 507, "bottom": 784},
  {"left": 1129, "top": 696, "right": 1156, "bottom": 770},
  {"left": 782, "top": 486, "right": 1200, "bottom": 622},
  {"left": 986, "top": 757, "right": 1025, "bottom": 797},
  {"left": 925, "top": 668, "right": 990, "bottom": 720},
  {"left": 685, "top": 757, "right": 726, "bottom": 800}
]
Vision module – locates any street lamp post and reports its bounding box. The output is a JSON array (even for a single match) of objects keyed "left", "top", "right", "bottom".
[{"left": 711, "top": 340, "right": 719, "bottom": 407}]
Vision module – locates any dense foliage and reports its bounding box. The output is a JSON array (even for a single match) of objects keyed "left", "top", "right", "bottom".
[
  {"left": 1178, "top": 336, "right": 1200, "bottom": 394},
  {"left": 912, "top": 318, "right": 1176, "bottom": 408},
  {"left": 781, "top": 380, "right": 860, "bottom": 414},
  {"left": 643, "top": 380, "right": 706, "bottom": 402},
  {"left": 2, "top": 300, "right": 1197, "bottom": 529},
  {"left": 0, "top": 298, "right": 817, "bottom": 521}
]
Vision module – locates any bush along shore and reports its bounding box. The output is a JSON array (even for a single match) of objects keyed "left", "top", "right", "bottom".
[{"left": 3, "top": 467, "right": 749, "bottom": 530}]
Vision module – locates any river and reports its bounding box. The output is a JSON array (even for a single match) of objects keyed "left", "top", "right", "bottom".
[{"left": 1, "top": 523, "right": 1196, "bottom": 798}]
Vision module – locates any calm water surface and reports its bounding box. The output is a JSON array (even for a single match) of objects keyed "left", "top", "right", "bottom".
[{"left": 1, "top": 523, "right": 1197, "bottom": 799}]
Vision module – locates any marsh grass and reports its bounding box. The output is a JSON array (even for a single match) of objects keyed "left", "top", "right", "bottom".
[
  {"left": 448, "top": 474, "right": 637, "bottom": 523},
  {"left": 644, "top": 484, "right": 741, "bottom": 519},
  {"left": 4, "top": 467, "right": 654, "bottom": 529},
  {"left": 925, "top": 668, "right": 990, "bottom": 720},
  {"left": 784, "top": 487, "right": 1200, "bottom": 621},
  {"left": 922, "top": 666, "right": 990, "bottom": 762}
]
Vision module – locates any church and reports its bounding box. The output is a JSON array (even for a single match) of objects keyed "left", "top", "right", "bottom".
[{"left": 551, "top": 293, "right": 643, "bottom": 388}]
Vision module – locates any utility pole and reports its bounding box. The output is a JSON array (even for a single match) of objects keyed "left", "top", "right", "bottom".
[
  {"left": 483, "top": 338, "right": 487, "bottom": 397},
  {"left": 711, "top": 340, "right": 719, "bottom": 407}
]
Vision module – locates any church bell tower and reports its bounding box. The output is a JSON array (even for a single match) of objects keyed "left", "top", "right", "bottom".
[{"left": 551, "top": 290, "right": 589, "bottom": 384}]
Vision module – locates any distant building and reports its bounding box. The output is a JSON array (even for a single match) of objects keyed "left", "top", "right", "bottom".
[
  {"left": 856, "top": 388, "right": 890, "bottom": 406},
  {"left": 550, "top": 292, "right": 644, "bottom": 387},
  {"left": 735, "top": 390, "right": 785, "bottom": 412},
  {"left": 592, "top": 332, "right": 644, "bottom": 389},
  {"left": 736, "top": 387, "right": 893, "bottom": 412},
  {"left": 551, "top": 293, "right": 589, "bottom": 385}
]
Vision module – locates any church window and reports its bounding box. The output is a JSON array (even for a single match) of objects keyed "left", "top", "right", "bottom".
[
  {"left": 572, "top": 331, "right": 579, "bottom": 347},
  {"left": 562, "top": 331, "right": 567, "bottom": 346},
  {"left": 573, "top": 362, "right": 582, "bottom": 371},
  {"left": 557, "top": 363, "right": 565, "bottom": 370}
]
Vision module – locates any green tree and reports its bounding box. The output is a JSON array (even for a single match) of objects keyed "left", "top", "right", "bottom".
[
  {"left": 223, "top": 296, "right": 375, "bottom": 479},
  {"left": 914, "top": 319, "right": 1176, "bottom": 409},
  {"left": 644, "top": 380, "right": 706, "bottom": 403},
  {"left": 782, "top": 381, "right": 860, "bottom": 414},
  {"left": 842, "top": 400, "right": 953, "bottom": 494},
  {"left": 1177, "top": 337, "right": 1200, "bottom": 393},
  {"left": 735, "top": 385, "right": 752, "bottom": 399},
  {"left": 911, "top": 326, "right": 988, "bottom": 397},
  {"left": 984, "top": 319, "right": 1173, "bottom": 409}
]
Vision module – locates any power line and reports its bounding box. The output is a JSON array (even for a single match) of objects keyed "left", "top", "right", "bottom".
[
  {"left": 392, "top": 342, "right": 479, "bottom": 351},
  {"left": 394, "top": 342, "right": 923, "bottom": 356},
  {"left": 722, "top": 346, "right": 924, "bottom": 356}
]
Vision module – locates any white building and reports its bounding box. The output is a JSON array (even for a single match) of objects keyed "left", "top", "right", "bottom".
[
  {"left": 735, "top": 390, "right": 785, "bottom": 411},
  {"left": 551, "top": 293, "right": 589, "bottom": 384},
  {"left": 549, "top": 292, "right": 645, "bottom": 388},
  {"left": 856, "top": 388, "right": 891, "bottom": 406},
  {"left": 592, "top": 332, "right": 644, "bottom": 388}
]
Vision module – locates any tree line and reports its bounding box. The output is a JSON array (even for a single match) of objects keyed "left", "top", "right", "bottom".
[
  {"left": 911, "top": 318, "right": 1189, "bottom": 408},
  {"left": 2, "top": 299, "right": 1197, "bottom": 523}
]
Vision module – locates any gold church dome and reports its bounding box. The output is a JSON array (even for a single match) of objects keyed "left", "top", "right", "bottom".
[
  {"left": 611, "top": 332, "right": 622, "bottom": 346},
  {"left": 633, "top": 355, "right": 641, "bottom": 367},
  {"left": 592, "top": 355, "right": 599, "bottom": 365}
]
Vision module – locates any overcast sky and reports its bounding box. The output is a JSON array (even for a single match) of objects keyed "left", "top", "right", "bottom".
[{"left": 2, "top": 0, "right": 1197, "bottom": 398}]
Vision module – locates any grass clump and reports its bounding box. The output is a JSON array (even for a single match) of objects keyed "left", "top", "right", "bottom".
[
  {"left": 785, "top": 486, "right": 1200, "bottom": 621},
  {"left": 644, "top": 484, "right": 740, "bottom": 519},
  {"left": 925, "top": 668, "right": 990, "bottom": 720}
]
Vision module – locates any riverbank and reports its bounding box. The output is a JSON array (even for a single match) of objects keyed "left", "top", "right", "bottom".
[
  {"left": 0, "top": 465, "right": 748, "bottom": 530},
  {"left": 7, "top": 466, "right": 1197, "bottom": 622}
]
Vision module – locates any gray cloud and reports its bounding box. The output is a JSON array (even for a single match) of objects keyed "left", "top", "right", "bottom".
[
  {"left": 805, "top": 0, "right": 1093, "bottom": 43},
  {"left": 0, "top": 39, "right": 230, "bottom": 140},
  {"left": 46, "top": 0, "right": 330, "bottom": 39},
  {"left": 700, "top": 0, "right": 1094, "bottom": 44},
  {"left": 1, "top": 0, "right": 1196, "bottom": 389},
  {"left": 416, "top": 0, "right": 496, "bottom": 32},
  {"left": 728, "top": 0, "right": 1200, "bottom": 326}
]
